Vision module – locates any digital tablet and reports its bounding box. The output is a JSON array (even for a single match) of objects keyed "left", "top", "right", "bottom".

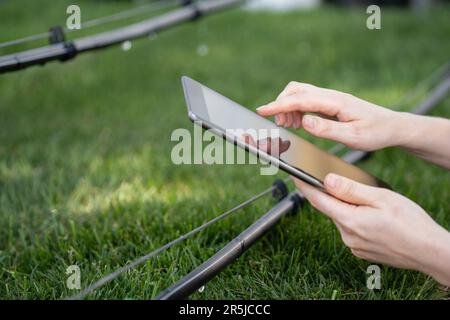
[{"left": 181, "top": 76, "right": 389, "bottom": 190}]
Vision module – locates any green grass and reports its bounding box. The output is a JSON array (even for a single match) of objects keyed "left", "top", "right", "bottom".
[{"left": 0, "top": 0, "right": 449, "bottom": 299}]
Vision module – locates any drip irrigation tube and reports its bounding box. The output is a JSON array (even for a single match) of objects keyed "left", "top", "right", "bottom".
[
  {"left": 68, "top": 178, "right": 287, "bottom": 300},
  {"left": 0, "top": 0, "right": 183, "bottom": 50},
  {"left": 155, "top": 192, "right": 304, "bottom": 300},
  {"left": 0, "top": 0, "right": 243, "bottom": 73}
]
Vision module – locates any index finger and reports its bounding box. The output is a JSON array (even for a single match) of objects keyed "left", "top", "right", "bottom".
[
  {"left": 257, "top": 93, "right": 342, "bottom": 118},
  {"left": 276, "top": 82, "right": 317, "bottom": 100}
]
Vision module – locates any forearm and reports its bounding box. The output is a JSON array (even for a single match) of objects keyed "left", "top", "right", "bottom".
[{"left": 395, "top": 112, "right": 450, "bottom": 169}]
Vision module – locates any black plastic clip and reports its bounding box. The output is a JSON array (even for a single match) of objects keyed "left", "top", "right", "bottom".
[
  {"left": 289, "top": 192, "right": 304, "bottom": 215},
  {"left": 49, "top": 26, "right": 66, "bottom": 44},
  {"left": 47, "top": 26, "right": 77, "bottom": 63},
  {"left": 60, "top": 41, "right": 78, "bottom": 62},
  {"left": 182, "top": 0, "right": 202, "bottom": 21},
  {"left": 272, "top": 179, "right": 288, "bottom": 202}
]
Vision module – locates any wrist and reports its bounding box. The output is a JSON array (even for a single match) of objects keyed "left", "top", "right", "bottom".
[
  {"left": 417, "top": 226, "right": 450, "bottom": 287},
  {"left": 391, "top": 112, "right": 425, "bottom": 149}
]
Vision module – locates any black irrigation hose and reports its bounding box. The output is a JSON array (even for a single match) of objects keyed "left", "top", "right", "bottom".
[
  {"left": 413, "top": 67, "right": 450, "bottom": 115},
  {"left": 156, "top": 191, "right": 304, "bottom": 300},
  {"left": 0, "top": 0, "right": 182, "bottom": 50},
  {"left": 0, "top": 0, "right": 243, "bottom": 73},
  {"left": 68, "top": 180, "right": 282, "bottom": 300}
]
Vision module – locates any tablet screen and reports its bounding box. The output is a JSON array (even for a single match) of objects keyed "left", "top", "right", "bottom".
[{"left": 183, "top": 76, "right": 385, "bottom": 187}]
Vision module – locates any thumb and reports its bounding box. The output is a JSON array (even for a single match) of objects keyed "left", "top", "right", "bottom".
[{"left": 324, "top": 173, "right": 383, "bottom": 206}]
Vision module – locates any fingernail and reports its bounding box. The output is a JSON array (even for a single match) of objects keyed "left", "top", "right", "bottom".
[
  {"left": 303, "top": 116, "right": 315, "bottom": 129},
  {"left": 256, "top": 105, "right": 267, "bottom": 111},
  {"left": 326, "top": 174, "right": 340, "bottom": 189}
]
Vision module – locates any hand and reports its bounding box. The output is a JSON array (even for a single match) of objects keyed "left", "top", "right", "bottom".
[
  {"left": 257, "top": 81, "right": 401, "bottom": 151},
  {"left": 293, "top": 173, "right": 450, "bottom": 286}
]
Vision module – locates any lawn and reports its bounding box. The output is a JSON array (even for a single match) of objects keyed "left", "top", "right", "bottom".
[{"left": 0, "top": 0, "right": 449, "bottom": 299}]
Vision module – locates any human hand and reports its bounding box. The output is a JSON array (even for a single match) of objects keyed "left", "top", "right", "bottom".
[
  {"left": 293, "top": 173, "right": 450, "bottom": 286},
  {"left": 256, "top": 82, "right": 402, "bottom": 151}
]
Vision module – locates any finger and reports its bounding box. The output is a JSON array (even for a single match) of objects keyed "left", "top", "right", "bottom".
[
  {"left": 258, "top": 138, "right": 289, "bottom": 156},
  {"left": 293, "top": 111, "right": 302, "bottom": 129},
  {"left": 274, "top": 115, "right": 281, "bottom": 126},
  {"left": 257, "top": 93, "right": 341, "bottom": 118},
  {"left": 277, "top": 82, "right": 316, "bottom": 100},
  {"left": 242, "top": 134, "right": 256, "bottom": 147},
  {"left": 324, "top": 173, "right": 388, "bottom": 207},
  {"left": 277, "top": 85, "right": 297, "bottom": 100},
  {"left": 292, "top": 177, "right": 355, "bottom": 224},
  {"left": 257, "top": 138, "right": 270, "bottom": 154},
  {"left": 285, "top": 112, "right": 293, "bottom": 128},
  {"left": 276, "top": 82, "right": 301, "bottom": 100},
  {"left": 268, "top": 137, "right": 277, "bottom": 155},
  {"left": 302, "top": 115, "right": 355, "bottom": 144},
  {"left": 280, "top": 139, "right": 290, "bottom": 154},
  {"left": 277, "top": 113, "right": 286, "bottom": 126}
]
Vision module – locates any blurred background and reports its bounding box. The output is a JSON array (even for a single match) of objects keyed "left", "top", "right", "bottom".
[
  {"left": 248, "top": 0, "right": 443, "bottom": 10},
  {"left": 0, "top": 0, "right": 449, "bottom": 299}
]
